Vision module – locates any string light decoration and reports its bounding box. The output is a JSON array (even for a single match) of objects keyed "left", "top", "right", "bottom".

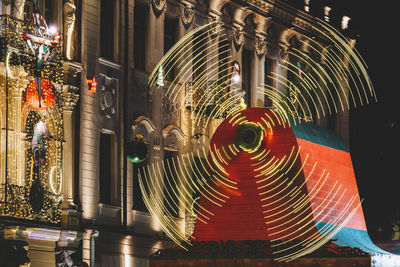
[
  {"left": 0, "top": 14, "right": 64, "bottom": 224},
  {"left": 156, "top": 65, "right": 165, "bottom": 87},
  {"left": 140, "top": 20, "right": 384, "bottom": 261}
]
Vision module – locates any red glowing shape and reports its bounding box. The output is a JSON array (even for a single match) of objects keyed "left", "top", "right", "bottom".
[
  {"left": 88, "top": 77, "right": 97, "bottom": 93},
  {"left": 192, "top": 108, "right": 366, "bottom": 243},
  {"left": 25, "top": 79, "right": 56, "bottom": 110}
]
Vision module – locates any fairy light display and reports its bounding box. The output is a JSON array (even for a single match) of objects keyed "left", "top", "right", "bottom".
[{"left": 0, "top": 7, "right": 64, "bottom": 224}]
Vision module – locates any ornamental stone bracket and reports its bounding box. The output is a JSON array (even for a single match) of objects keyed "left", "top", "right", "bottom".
[
  {"left": 278, "top": 46, "right": 289, "bottom": 64},
  {"left": 208, "top": 12, "right": 222, "bottom": 39},
  {"left": 163, "top": 124, "right": 185, "bottom": 151},
  {"left": 151, "top": 0, "right": 166, "bottom": 17},
  {"left": 62, "top": 85, "right": 80, "bottom": 112},
  {"left": 132, "top": 116, "right": 156, "bottom": 144},
  {"left": 255, "top": 34, "right": 267, "bottom": 57},
  {"left": 232, "top": 23, "right": 244, "bottom": 50},
  {"left": 180, "top": 2, "right": 195, "bottom": 28}
]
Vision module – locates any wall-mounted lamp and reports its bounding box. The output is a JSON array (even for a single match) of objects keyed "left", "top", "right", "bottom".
[
  {"left": 88, "top": 77, "right": 97, "bottom": 93},
  {"left": 127, "top": 134, "right": 148, "bottom": 163}
]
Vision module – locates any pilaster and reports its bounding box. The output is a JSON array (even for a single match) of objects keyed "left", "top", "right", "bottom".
[{"left": 61, "top": 85, "right": 80, "bottom": 229}]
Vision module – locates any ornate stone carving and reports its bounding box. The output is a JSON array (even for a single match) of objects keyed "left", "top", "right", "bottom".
[
  {"left": 62, "top": 89, "right": 79, "bottom": 112},
  {"left": 64, "top": 0, "right": 77, "bottom": 60},
  {"left": 180, "top": 2, "right": 194, "bottom": 28},
  {"left": 232, "top": 25, "right": 243, "bottom": 50},
  {"left": 278, "top": 46, "right": 289, "bottom": 63},
  {"left": 98, "top": 74, "right": 118, "bottom": 118},
  {"left": 56, "top": 247, "right": 87, "bottom": 267},
  {"left": 151, "top": 0, "right": 166, "bottom": 17},
  {"left": 255, "top": 35, "right": 267, "bottom": 56},
  {"left": 208, "top": 15, "right": 222, "bottom": 38},
  {"left": 162, "top": 96, "right": 180, "bottom": 125},
  {"left": 11, "top": 0, "right": 25, "bottom": 20}
]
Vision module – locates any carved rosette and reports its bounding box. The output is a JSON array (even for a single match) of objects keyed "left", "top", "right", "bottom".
[
  {"left": 180, "top": 2, "right": 194, "bottom": 28},
  {"left": 255, "top": 35, "right": 267, "bottom": 56},
  {"left": 208, "top": 15, "right": 222, "bottom": 38},
  {"left": 232, "top": 25, "right": 243, "bottom": 50},
  {"left": 151, "top": 0, "right": 166, "bottom": 17}
]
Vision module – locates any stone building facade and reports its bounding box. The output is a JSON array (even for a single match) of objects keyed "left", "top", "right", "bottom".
[{"left": 0, "top": 0, "right": 356, "bottom": 266}]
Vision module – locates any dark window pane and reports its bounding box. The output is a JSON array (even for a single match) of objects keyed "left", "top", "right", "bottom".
[
  {"left": 192, "top": 30, "right": 207, "bottom": 81},
  {"left": 163, "top": 150, "right": 179, "bottom": 217},
  {"left": 264, "top": 58, "right": 275, "bottom": 107},
  {"left": 133, "top": 161, "right": 149, "bottom": 212},
  {"left": 218, "top": 39, "right": 229, "bottom": 87},
  {"left": 100, "top": 0, "right": 115, "bottom": 60},
  {"left": 242, "top": 48, "right": 252, "bottom": 107},
  {"left": 45, "top": 0, "right": 53, "bottom": 24},
  {"left": 164, "top": 17, "right": 178, "bottom": 79},
  {"left": 99, "top": 133, "right": 111, "bottom": 204},
  {"left": 134, "top": 4, "right": 147, "bottom": 71}
]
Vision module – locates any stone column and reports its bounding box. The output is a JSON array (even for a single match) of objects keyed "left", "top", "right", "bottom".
[
  {"left": 178, "top": 1, "right": 194, "bottom": 224},
  {"left": 253, "top": 33, "right": 267, "bottom": 107},
  {"left": 147, "top": 0, "right": 166, "bottom": 72},
  {"left": 61, "top": 85, "right": 80, "bottom": 228},
  {"left": 206, "top": 12, "right": 221, "bottom": 82},
  {"left": 274, "top": 46, "right": 289, "bottom": 109}
]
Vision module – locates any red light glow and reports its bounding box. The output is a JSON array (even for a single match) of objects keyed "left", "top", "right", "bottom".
[{"left": 25, "top": 79, "right": 56, "bottom": 110}]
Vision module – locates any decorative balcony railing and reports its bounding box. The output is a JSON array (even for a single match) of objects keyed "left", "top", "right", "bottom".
[{"left": 0, "top": 15, "right": 64, "bottom": 224}]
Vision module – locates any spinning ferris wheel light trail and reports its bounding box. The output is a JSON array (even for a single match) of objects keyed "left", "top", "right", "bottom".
[{"left": 138, "top": 19, "right": 388, "bottom": 261}]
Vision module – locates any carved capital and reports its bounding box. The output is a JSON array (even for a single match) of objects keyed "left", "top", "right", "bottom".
[
  {"left": 232, "top": 25, "right": 244, "bottom": 50},
  {"left": 208, "top": 14, "right": 222, "bottom": 38},
  {"left": 180, "top": 2, "right": 194, "bottom": 28},
  {"left": 62, "top": 89, "right": 79, "bottom": 112},
  {"left": 151, "top": 0, "right": 166, "bottom": 17},
  {"left": 255, "top": 35, "right": 267, "bottom": 56}
]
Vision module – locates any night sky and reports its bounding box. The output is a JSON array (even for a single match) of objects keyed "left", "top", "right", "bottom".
[{"left": 348, "top": 4, "right": 400, "bottom": 239}]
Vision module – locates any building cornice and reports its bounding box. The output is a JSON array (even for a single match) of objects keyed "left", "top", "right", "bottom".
[{"left": 228, "top": 0, "right": 351, "bottom": 43}]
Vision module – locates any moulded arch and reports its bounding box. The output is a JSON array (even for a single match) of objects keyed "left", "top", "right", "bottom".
[
  {"left": 163, "top": 124, "right": 185, "bottom": 151},
  {"left": 132, "top": 116, "right": 156, "bottom": 143},
  {"left": 209, "top": 0, "right": 231, "bottom": 15}
]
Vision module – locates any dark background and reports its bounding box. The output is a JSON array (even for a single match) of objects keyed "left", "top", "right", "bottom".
[{"left": 348, "top": 3, "right": 400, "bottom": 239}]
